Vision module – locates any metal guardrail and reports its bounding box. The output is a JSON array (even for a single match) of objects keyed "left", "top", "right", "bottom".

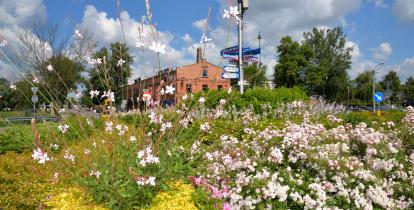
[{"left": 5, "top": 116, "right": 60, "bottom": 122}]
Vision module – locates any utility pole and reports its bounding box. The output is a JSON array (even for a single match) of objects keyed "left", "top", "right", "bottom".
[
  {"left": 238, "top": 0, "right": 248, "bottom": 94},
  {"left": 257, "top": 31, "right": 262, "bottom": 70},
  {"left": 347, "top": 86, "right": 350, "bottom": 110},
  {"left": 372, "top": 62, "right": 384, "bottom": 113}
]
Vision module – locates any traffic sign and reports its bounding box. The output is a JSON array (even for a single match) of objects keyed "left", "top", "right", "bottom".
[
  {"left": 220, "top": 46, "right": 250, "bottom": 56},
  {"left": 222, "top": 72, "right": 240, "bottom": 79},
  {"left": 374, "top": 92, "right": 384, "bottom": 103},
  {"left": 31, "top": 95, "right": 38, "bottom": 103},
  {"left": 143, "top": 92, "right": 151, "bottom": 101},
  {"left": 223, "top": 65, "right": 239, "bottom": 73}
]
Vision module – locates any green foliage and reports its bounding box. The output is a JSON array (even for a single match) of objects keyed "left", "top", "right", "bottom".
[
  {"left": 274, "top": 36, "right": 311, "bottom": 88},
  {"left": 275, "top": 27, "right": 353, "bottom": 102},
  {"left": 403, "top": 76, "right": 414, "bottom": 105},
  {"left": 379, "top": 71, "right": 401, "bottom": 104},
  {"left": 85, "top": 43, "right": 134, "bottom": 106},
  {"left": 244, "top": 63, "right": 267, "bottom": 88},
  {"left": 353, "top": 71, "right": 374, "bottom": 105},
  {"left": 303, "top": 27, "right": 352, "bottom": 101},
  {"left": 0, "top": 78, "right": 15, "bottom": 110},
  {"left": 341, "top": 110, "right": 405, "bottom": 127},
  {"left": 0, "top": 125, "right": 37, "bottom": 153},
  {"left": 188, "top": 87, "right": 308, "bottom": 112}
]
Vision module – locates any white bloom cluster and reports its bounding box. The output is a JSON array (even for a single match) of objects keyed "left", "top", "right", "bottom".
[
  {"left": 115, "top": 124, "right": 128, "bottom": 136},
  {"left": 105, "top": 121, "right": 113, "bottom": 133},
  {"left": 149, "top": 112, "right": 163, "bottom": 124},
  {"left": 136, "top": 176, "right": 156, "bottom": 186},
  {"left": 129, "top": 135, "right": 137, "bottom": 142},
  {"left": 261, "top": 173, "right": 289, "bottom": 201},
  {"left": 160, "top": 122, "right": 172, "bottom": 133},
  {"left": 403, "top": 106, "right": 414, "bottom": 134},
  {"left": 200, "top": 122, "right": 211, "bottom": 132},
  {"left": 32, "top": 148, "right": 50, "bottom": 164},
  {"left": 101, "top": 91, "right": 115, "bottom": 103},
  {"left": 89, "top": 170, "right": 102, "bottom": 179},
  {"left": 86, "top": 57, "right": 102, "bottom": 65},
  {"left": 199, "top": 97, "right": 206, "bottom": 104},
  {"left": 63, "top": 150, "right": 75, "bottom": 162},
  {"left": 50, "top": 143, "right": 59, "bottom": 150},
  {"left": 268, "top": 147, "right": 283, "bottom": 164},
  {"left": 58, "top": 124, "right": 69, "bottom": 133},
  {"left": 47, "top": 64, "right": 54, "bottom": 71},
  {"left": 137, "top": 146, "right": 159, "bottom": 166},
  {"left": 89, "top": 90, "right": 100, "bottom": 98},
  {"left": 74, "top": 29, "right": 83, "bottom": 39}
]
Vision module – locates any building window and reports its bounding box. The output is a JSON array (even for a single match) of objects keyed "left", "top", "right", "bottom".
[
  {"left": 202, "top": 84, "right": 208, "bottom": 91},
  {"left": 186, "top": 84, "right": 192, "bottom": 93},
  {"left": 218, "top": 85, "right": 223, "bottom": 91},
  {"left": 202, "top": 69, "right": 208, "bottom": 78}
]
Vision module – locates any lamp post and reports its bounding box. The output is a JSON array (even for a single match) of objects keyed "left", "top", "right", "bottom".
[
  {"left": 238, "top": 0, "right": 248, "bottom": 94},
  {"left": 31, "top": 87, "right": 39, "bottom": 120},
  {"left": 372, "top": 62, "right": 385, "bottom": 113},
  {"left": 257, "top": 31, "right": 262, "bottom": 70}
]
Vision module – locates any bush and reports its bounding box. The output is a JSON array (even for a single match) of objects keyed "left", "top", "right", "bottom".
[{"left": 187, "top": 87, "right": 308, "bottom": 112}]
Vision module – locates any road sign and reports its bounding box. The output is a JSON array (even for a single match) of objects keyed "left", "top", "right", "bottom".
[
  {"left": 31, "top": 95, "right": 38, "bottom": 103},
  {"left": 222, "top": 54, "right": 259, "bottom": 62},
  {"left": 243, "top": 48, "right": 261, "bottom": 56},
  {"left": 223, "top": 65, "right": 239, "bottom": 73},
  {"left": 220, "top": 46, "right": 250, "bottom": 56},
  {"left": 374, "top": 92, "right": 384, "bottom": 103},
  {"left": 143, "top": 92, "right": 151, "bottom": 101},
  {"left": 222, "top": 72, "right": 240, "bottom": 79}
]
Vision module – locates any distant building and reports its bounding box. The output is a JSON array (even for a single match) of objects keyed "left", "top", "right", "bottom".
[{"left": 122, "top": 48, "right": 231, "bottom": 109}]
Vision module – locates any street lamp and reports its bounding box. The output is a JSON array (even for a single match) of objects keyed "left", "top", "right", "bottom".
[
  {"left": 372, "top": 62, "right": 384, "bottom": 113},
  {"left": 238, "top": 0, "right": 248, "bottom": 94},
  {"left": 257, "top": 31, "right": 262, "bottom": 70}
]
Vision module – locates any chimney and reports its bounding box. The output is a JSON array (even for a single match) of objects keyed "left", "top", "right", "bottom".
[{"left": 196, "top": 47, "right": 202, "bottom": 63}]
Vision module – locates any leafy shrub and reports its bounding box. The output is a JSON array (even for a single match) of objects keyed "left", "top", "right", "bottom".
[
  {"left": 342, "top": 110, "right": 405, "bottom": 127},
  {"left": 187, "top": 87, "right": 308, "bottom": 112}
]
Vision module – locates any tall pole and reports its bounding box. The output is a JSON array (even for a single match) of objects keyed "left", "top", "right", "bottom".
[
  {"left": 347, "top": 86, "right": 350, "bottom": 110},
  {"left": 257, "top": 31, "right": 262, "bottom": 70},
  {"left": 238, "top": 1, "right": 244, "bottom": 94},
  {"left": 372, "top": 62, "right": 384, "bottom": 113},
  {"left": 373, "top": 71, "right": 376, "bottom": 113}
]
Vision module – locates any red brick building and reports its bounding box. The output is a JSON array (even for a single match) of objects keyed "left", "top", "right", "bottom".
[{"left": 122, "top": 48, "right": 231, "bottom": 109}]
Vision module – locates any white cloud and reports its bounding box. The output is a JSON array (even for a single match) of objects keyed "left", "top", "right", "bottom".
[
  {"left": 0, "top": 0, "right": 47, "bottom": 81},
  {"left": 395, "top": 57, "right": 414, "bottom": 82},
  {"left": 0, "top": 0, "right": 46, "bottom": 26},
  {"left": 181, "top": 33, "right": 193, "bottom": 44},
  {"left": 372, "top": 42, "right": 392, "bottom": 61},
  {"left": 393, "top": 0, "right": 414, "bottom": 22},
  {"left": 370, "top": 0, "right": 388, "bottom": 8},
  {"left": 215, "top": 0, "right": 362, "bottom": 78},
  {"left": 81, "top": 5, "right": 192, "bottom": 79},
  {"left": 346, "top": 41, "right": 362, "bottom": 61},
  {"left": 349, "top": 59, "right": 376, "bottom": 78}
]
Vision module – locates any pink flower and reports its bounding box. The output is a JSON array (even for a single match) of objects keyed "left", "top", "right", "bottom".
[{"left": 222, "top": 203, "right": 231, "bottom": 210}]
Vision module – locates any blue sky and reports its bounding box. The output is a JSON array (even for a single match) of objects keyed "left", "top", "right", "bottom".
[{"left": 1, "top": 0, "right": 414, "bottom": 81}]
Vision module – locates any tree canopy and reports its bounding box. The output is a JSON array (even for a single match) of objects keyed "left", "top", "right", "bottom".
[{"left": 274, "top": 27, "right": 353, "bottom": 102}]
